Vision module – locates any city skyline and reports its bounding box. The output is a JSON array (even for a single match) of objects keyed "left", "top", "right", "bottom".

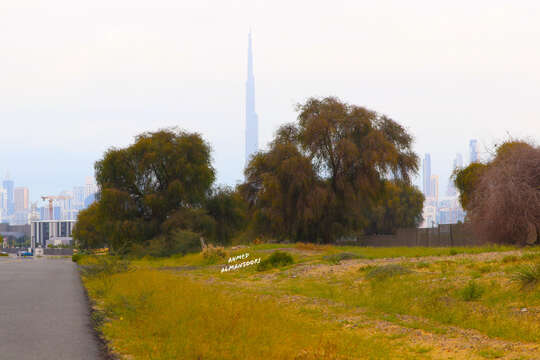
[
  {"left": 0, "top": 1, "right": 539, "bottom": 200},
  {"left": 0, "top": 174, "right": 98, "bottom": 225}
]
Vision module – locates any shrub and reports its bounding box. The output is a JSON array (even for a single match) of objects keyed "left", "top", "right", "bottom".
[
  {"left": 166, "top": 230, "right": 202, "bottom": 256},
  {"left": 202, "top": 244, "right": 227, "bottom": 264},
  {"left": 449, "top": 249, "right": 459, "bottom": 256},
  {"left": 296, "top": 242, "right": 327, "bottom": 251},
  {"left": 521, "top": 253, "right": 540, "bottom": 261},
  {"left": 72, "top": 253, "right": 83, "bottom": 263},
  {"left": 511, "top": 263, "right": 540, "bottom": 288},
  {"left": 502, "top": 255, "right": 519, "bottom": 263},
  {"left": 365, "top": 264, "right": 412, "bottom": 280},
  {"left": 323, "top": 252, "right": 362, "bottom": 265},
  {"left": 80, "top": 257, "right": 131, "bottom": 278},
  {"left": 131, "top": 230, "right": 202, "bottom": 258},
  {"left": 461, "top": 281, "right": 484, "bottom": 301},
  {"left": 0, "top": 252, "right": 8, "bottom": 257},
  {"left": 257, "top": 251, "right": 294, "bottom": 271}
]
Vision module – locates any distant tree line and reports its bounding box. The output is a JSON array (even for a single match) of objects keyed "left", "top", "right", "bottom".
[
  {"left": 74, "top": 97, "right": 424, "bottom": 254},
  {"left": 453, "top": 140, "right": 540, "bottom": 245}
]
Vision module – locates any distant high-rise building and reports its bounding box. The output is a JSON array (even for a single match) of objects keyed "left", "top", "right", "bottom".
[
  {"left": 453, "top": 153, "right": 463, "bottom": 169},
  {"left": 0, "top": 188, "right": 7, "bottom": 221},
  {"left": 245, "top": 30, "right": 259, "bottom": 165},
  {"left": 430, "top": 175, "right": 439, "bottom": 202},
  {"left": 14, "top": 187, "right": 29, "bottom": 212},
  {"left": 447, "top": 153, "right": 463, "bottom": 196},
  {"left": 84, "top": 176, "right": 98, "bottom": 200},
  {"left": 423, "top": 154, "right": 431, "bottom": 196},
  {"left": 73, "top": 186, "right": 85, "bottom": 209},
  {"left": 2, "top": 178, "right": 14, "bottom": 215},
  {"left": 469, "top": 139, "right": 479, "bottom": 163}
]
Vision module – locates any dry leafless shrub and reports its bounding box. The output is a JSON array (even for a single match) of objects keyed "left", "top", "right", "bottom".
[{"left": 471, "top": 143, "right": 540, "bottom": 244}]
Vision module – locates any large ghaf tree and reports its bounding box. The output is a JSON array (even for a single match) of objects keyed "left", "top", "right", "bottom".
[
  {"left": 241, "top": 97, "right": 421, "bottom": 243},
  {"left": 75, "top": 129, "right": 216, "bottom": 252}
]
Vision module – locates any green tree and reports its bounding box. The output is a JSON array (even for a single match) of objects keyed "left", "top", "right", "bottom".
[
  {"left": 452, "top": 162, "right": 488, "bottom": 210},
  {"left": 241, "top": 142, "right": 327, "bottom": 242},
  {"left": 75, "top": 128, "right": 216, "bottom": 253},
  {"left": 242, "top": 97, "right": 420, "bottom": 242},
  {"left": 205, "top": 186, "right": 247, "bottom": 244},
  {"left": 364, "top": 181, "right": 424, "bottom": 234},
  {"left": 72, "top": 202, "right": 108, "bottom": 250}
]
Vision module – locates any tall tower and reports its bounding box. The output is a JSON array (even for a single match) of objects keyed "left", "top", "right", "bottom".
[
  {"left": 245, "top": 31, "right": 259, "bottom": 165},
  {"left": 423, "top": 153, "right": 431, "bottom": 197},
  {"left": 2, "top": 173, "right": 14, "bottom": 216}
]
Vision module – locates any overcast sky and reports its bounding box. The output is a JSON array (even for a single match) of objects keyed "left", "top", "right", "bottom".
[{"left": 1, "top": 0, "right": 539, "bottom": 202}]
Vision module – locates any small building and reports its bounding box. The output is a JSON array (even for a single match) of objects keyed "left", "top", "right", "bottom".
[{"left": 31, "top": 220, "right": 76, "bottom": 248}]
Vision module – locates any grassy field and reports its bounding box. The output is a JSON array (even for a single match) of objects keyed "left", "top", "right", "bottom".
[{"left": 79, "top": 244, "right": 540, "bottom": 359}]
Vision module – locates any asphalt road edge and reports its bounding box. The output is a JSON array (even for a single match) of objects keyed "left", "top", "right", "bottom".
[{"left": 77, "top": 265, "right": 120, "bottom": 360}]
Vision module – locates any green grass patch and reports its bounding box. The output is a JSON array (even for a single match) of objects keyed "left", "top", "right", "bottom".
[
  {"left": 323, "top": 252, "right": 362, "bottom": 264},
  {"left": 257, "top": 251, "right": 294, "bottom": 271},
  {"left": 365, "top": 264, "right": 412, "bottom": 280},
  {"left": 511, "top": 262, "right": 540, "bottom": 288},
  {"left": 461, "top": 281, "right": 485, "bottom": 301},
  {"left": 83, "top": 269, "right": 401, "bottom": 359}
]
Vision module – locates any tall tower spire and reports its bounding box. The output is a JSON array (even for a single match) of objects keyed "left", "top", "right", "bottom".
[{"left": 245, "top": 30, "right": 258, "bottom": 165}]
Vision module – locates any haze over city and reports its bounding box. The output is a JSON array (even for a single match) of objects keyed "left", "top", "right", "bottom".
[{"left": 1, "top": 0, "right": 540, "bottom": 202}]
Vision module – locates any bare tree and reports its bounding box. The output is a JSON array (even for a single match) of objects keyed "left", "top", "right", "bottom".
[{"left": 470, "top": 143, "right": 540, "bottom": 244}]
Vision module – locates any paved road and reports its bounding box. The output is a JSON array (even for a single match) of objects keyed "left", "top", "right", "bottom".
[{"left": 0, "top": 256, "right": 102, "bottom": 360}]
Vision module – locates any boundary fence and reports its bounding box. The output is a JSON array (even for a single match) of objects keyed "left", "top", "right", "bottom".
[{"left": 340, "top": 223, "right": 484, "bottom": 247}]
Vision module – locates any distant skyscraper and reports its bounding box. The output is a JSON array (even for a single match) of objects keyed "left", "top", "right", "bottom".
[
  {"left": 245, "top": 30, "right": 259, "bottom": 165},
  {"left": 469, "top": 139, "right": 479, "bottom": 163},
  {"left": 447, "top": 153, "right": 463, "bottom": 196},
  {"left": 430, "top": 175, "right": 439, "bottom": 202},
  {"left": 423, "top": 153, "right": 431, "bottom": 196},
  {"left": 0, "top": 188, "right": 7, "bottom": 220},
  {"left": 73, "top": 186, "right": 85, "bottom": 209},
  {"left": 2, "top": 178, "right": 14, "bottom": 215},
  {"left": 453, "top": 153, "right": 463, "bottom": 169},
  {"left": 84, "top": 176, "right": 98, "bottom": 200},
  {"left": 14, "top": 187, "right": 29, "bottom": 212}
]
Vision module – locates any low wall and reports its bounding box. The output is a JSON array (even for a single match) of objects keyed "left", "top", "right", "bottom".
[
  {"left": 342, "top": 223, "right": 485, "bottom": 247},
  {"left": 44, "top": 249, "right": 74, "bottom": 256},
  {"left": 2, "top": 248, "right": 73, "bottom": 255}
]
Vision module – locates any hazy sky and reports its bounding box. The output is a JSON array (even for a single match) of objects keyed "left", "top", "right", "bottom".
[{"left": 1, "top": 0, "right": 539, "bottom": 202}]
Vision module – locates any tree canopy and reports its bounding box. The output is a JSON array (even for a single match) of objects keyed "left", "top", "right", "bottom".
[
  {"left": 241, "top": 97, "right": 422, "bottom": 242},
  {"left": 74, "top": 128, "right": 245, "bottom": 253}
]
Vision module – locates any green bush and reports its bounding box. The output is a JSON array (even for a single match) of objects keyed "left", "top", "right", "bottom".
[
  {"left": 511, "top": 263, "right": 540, "bottom": 288},
  {"left": 461, "top": 281, "right": 484, "bottom": 301},
  {"left": 202, "top": 244, "right": 227, "bottom": 264},
  {"left": 502, "top": 255, "right": 519, "bottom": 263},
  {"left": 257, "top": 251, "right": 294, "bottom": 271},
  {"left": 323, "top": 252, "right": 362, "bottom": 265},
  {"left": 449, "top": 249, "right": 459, "bottom": 256},
  {"left": 80, "top": 257, "right": 131, "bottom": 278},
  {"left": 72, "top": 253, "right": 83, "bottom": 263},
  {"left": 521, "top": 253, "right": 540, "bottom": 261},
  {"left": 130, "top": 230, "right": 202, "bottom": 258},
  {"left": 365, "top": 264, "right": 412, "bottom": 280}
]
